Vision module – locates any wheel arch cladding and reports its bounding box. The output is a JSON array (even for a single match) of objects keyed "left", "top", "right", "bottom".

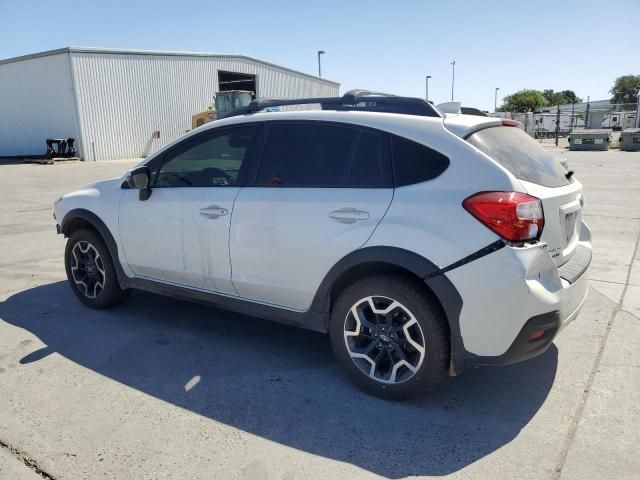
[
  {"left": 312, "top": 246, "right": 462, "bottom": 340},
  {"left": 60, "top": 209, "right": 130, "bottom": 289}
]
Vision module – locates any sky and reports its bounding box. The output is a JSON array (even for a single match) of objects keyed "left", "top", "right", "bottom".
[{"left": 1, "top": 0, "right": 638, "bottom": 111}]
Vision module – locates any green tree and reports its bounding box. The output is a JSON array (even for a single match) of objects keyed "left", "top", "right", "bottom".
[
  {"left": 560, "top": 90, "right": 582, "bottom": 104},
  {"left": 549, "top": 92, "right": 567, "bottom": 105},
  {"left": 542, "top": 89, "right": 583, "bottom": 106},
  {"left": 499, "top": 89, "right": 548, "bottom": 112},
  {"left": 610, "top": 75, "right": 640, "bottom": 104},
  {"left": 542, "top": 89, "right": 556, "bottom": 104}
]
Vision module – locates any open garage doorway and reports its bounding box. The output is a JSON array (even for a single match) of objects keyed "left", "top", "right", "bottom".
[{"left": 218, "top": 71, "right": 257, "bottom": 95}]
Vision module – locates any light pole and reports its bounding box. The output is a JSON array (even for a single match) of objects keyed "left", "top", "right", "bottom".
[
  {"left": 450, "top": 60, "right": 456, "bottom": 101},
  {"left": 317, "top": 50, "right": 325, "bottom": 77},
  {"left": 494, "top": 87, "right": 500, "bottom": 112},
  {"left": 425, "top": 75, "right": 431, "bottom": 102},
  {"left": 636, "top": 89, "right": 640, "bottom": 128}
]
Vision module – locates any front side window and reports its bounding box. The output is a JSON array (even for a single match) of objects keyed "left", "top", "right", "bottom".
[
  {"left": 154, "top": 126, "right": 257, "bottom": 187},
  {"left": 255, "top": 123, "right": 357, "bottom": 187}
]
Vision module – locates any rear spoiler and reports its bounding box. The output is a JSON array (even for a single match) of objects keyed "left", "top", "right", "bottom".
[
  {"left": 436, "top": 103, "right": 489, "bottom": 117},
  {"left": 443, "top": 116, "right": 503, "bottom": 138},
  {"left": 437, "top": 102, "right": 462, "bottom": 114}
]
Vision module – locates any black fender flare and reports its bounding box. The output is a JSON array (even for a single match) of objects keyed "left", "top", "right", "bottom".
[
  {"left": 60, "top": 208, "right": 131, "bottom": 289},
  {"left": 310, "top": 246, "right": 463, "bottom": 339}
]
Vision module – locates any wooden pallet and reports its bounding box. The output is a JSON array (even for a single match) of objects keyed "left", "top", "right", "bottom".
[{"left": 24, "top": 157, "right": 80, "bottom": 165}]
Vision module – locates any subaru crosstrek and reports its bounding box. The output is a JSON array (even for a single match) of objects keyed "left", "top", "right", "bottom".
[{"left": 53, "top": 91, "right": 591, "bottom": 399}]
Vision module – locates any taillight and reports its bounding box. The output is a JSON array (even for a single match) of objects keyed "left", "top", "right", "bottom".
[
  {"left": 501, "top": 119, "right": 521, "bottom": 127},
  {"left": 463, "top": 191, "right": 544, "bottom": 242}
]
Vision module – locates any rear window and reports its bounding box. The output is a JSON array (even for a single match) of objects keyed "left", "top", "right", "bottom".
[{"left": 467, "top": 126, "right": 570, "bottom": 187}]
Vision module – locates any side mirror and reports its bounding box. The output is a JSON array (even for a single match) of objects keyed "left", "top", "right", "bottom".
[
  {"left": 126, "top": 166, "right": 152, "bottom": 201},
  {"left": 127, "top": 166, "right": 149, "bottom": 188}
]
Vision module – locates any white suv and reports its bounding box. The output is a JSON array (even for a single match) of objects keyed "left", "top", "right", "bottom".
[{"left": 53, "top": 91, "right": 591, "bottom": 399}]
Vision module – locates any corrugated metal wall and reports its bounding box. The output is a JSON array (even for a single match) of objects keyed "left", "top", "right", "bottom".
[
  {"left": 0, "top": 53, "right": 79, "bottom": 157},
  {"left": 71, "top": 52, "right": 339, "bottom": 160}
]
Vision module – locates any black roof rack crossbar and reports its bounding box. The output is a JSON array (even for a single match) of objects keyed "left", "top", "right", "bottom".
[
  {"left": 222, "top": 89, "right": 442, "bottom": 119},
  {"left": 323, "top": 94, "right": 442, "bottom": 118},
  {"left": 340, "top": 89, "right": 398, "bottom": 103},
  {"left": 226, "top": 96, "right": 336, "bottom": 117}
]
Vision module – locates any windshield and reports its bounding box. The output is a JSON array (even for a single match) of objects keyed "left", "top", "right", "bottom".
[{"left": 467, "top": 126, "right": 570, "bottom": 188}]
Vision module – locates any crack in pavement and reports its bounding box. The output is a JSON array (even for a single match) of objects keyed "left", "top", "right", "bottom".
[
  {"left": 551, "top": 226, "right": 640, "bottom": 480},
  {"left": 0, "top": 439, "right": 57, "bottom": 480},
  {"left": 591, "top": 278, "right": 639, "bottom": 287},
  {"left": 618, "top": 308, "right": 640, "bottom": 321}
]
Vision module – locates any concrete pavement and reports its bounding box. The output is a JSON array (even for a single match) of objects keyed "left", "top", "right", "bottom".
[{"left": 0, "top": 152, "right": 638, "bottom": 479}]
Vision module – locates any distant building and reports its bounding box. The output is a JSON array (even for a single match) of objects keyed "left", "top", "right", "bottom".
[{"left": 0, "top": 47, "right": 339, "bottom": 160}]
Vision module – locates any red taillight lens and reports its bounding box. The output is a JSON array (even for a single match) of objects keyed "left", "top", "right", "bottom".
[
  {"left": 463, "top": 191, "right": 544, "bottom": 242},
  {"left": 501, "top": 119, "right": 521, "bottom": 127}
]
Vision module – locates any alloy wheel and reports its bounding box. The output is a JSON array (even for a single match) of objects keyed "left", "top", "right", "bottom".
[
  {"left": 70, "top": 241, "right": 106, "bottom": 299},
  {"left": 343, "top": 296, "right": 426, "bottom": 384}
]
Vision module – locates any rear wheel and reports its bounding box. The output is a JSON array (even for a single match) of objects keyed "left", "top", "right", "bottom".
[
  {"left": 64, "top": 229, "right": 130, "bottom": 309},
  {"left": 330, "top": 275, "right": 449, "bottom": 399}
]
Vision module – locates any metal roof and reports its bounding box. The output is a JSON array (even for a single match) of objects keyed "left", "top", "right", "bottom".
[{"left": 0, "top": 46, "right": 340, "bottom": 86}]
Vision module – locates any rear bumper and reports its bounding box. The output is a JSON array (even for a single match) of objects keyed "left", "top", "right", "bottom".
[
  {"left": 447, "top": 221, "right": 592, "bottom": 373},
  {"left": 473, "top": 311, "right": 561, "bottom": 366}
]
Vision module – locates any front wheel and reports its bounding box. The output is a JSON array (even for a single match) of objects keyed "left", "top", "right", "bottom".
[
  {"left": 64, "top": 229, "right": 131, "bottom": 309},
  {"left": 330, "top": 275, "right": 450, "bottom": 400}
]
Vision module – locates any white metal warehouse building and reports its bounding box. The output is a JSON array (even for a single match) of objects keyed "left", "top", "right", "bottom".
[{"left": 0, "top": 47, "right": 340, "bottom": 160}]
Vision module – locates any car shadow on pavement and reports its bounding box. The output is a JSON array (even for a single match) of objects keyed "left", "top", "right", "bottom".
[{"left": 0, "top": 281, "right": 558, "bottom": 478}]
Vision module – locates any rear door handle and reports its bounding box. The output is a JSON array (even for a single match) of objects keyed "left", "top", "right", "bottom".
[
  {"left": 329, "top": 208, "right": 369, "bottom": 223},
  {"left": 199, "top": 206, "right": 228, "bottom": 218}
]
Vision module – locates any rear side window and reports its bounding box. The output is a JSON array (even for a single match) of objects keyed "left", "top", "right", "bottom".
[
  {"left": 392, "top": 136, "right": 450, "bottom": 186},
  {"left": 467, "top": 126, "right": 570, "bottom": 187},
  {"left": 347, "top": 131, "right": 389, "bottom": 187},
  {"left": 255, "top": 123, "right": 391, "bottom": 187},
  {"left": 256, "top": 124, "right": 355, "bottom": 187}
]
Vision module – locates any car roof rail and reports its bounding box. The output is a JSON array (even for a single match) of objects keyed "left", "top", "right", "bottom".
[
  {"left": 325, "top": 90, "right": 442, "bottom": 117},
  {"left": 223, "top": 96, "right": 335, "bottom": 118},
  {"left": 339, "top": 89, "right": 397, "bottom": 103},
  {"left": 222, "top": 89, "right": 442, "bottom": 119}
]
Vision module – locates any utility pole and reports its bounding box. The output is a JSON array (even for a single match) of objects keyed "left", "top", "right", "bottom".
[
  {"left": 571, "top": 101, "right": 575, "bottom": 132},
  {"left": 636, "top": 90, "right": 640, "bottom": 128},
  {"left": 494, "top": 87, "right": 500, "bottom": 112},
  {"left": 425, "top": 75, "right": 431, "bottom": 102},
  {"left": 317, "top": 50, "right": 325, "bottom": 77},
  {"left": 555, "top": 104, "right": 561, "bottom": 147},
  {"left": 450, "top": 61, "right": 456, "bottom": 101},
  {"left": 585, "top": 95, "right": 591, "bottom": 129}
]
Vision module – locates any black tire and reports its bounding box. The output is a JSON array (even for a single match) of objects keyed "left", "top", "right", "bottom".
[
  {"left": 64, "top": 228, "right": 131, "bottom": 309},
  {"left": 329, "top": 274, "right": 449, "bottom": 400}
]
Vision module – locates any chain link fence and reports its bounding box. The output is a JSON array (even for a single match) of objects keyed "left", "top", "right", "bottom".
[{"left": 491, "top": 103, "right": 638, "bottom": 139}]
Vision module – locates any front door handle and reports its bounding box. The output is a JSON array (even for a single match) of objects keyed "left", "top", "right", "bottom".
[
  {"left": 329, "top": 208, "right": 369, "bottom": 223},
  {"left": 199, "top": 206, "right": 228, "bottom": 218}
]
